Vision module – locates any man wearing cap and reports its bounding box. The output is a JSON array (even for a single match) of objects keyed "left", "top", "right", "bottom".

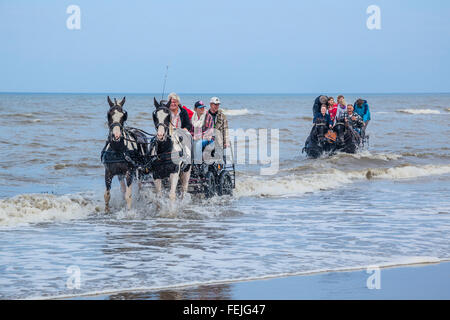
[
  {"left": 191, "top": 100, "right": 214, "bottom": 163},
  {"left": 208, "top": 97, "right": 230, "bottom": 156}
]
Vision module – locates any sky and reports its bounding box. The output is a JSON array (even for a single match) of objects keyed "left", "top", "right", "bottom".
[{"left": 0, "top": 0, "right": 449, "bottom": 93}]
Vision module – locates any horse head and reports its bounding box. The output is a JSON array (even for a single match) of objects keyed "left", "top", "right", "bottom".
[
  {"left": 333, "top": 121, "right": 347, "bottom": 146},
  {"left": 107, "top": 96, "right": 127, "bottom": 142},
  {"left": 153, "top": 97, "right": 171, "bottom": 142},
  {"left": 314, "top": 120, "right": 328, "bottom": 144}
]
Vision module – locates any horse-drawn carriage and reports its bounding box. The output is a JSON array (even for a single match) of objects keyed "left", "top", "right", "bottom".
[
  {"left": 189, "top": 159, "right": 235, "bottom": 198},
  {"left": 101, "top": 96, "right": 235, "bottom": 211},
  {"left": 302, "top": 116, "right": 369, "bottom": 159},
  {"left": 102, "top": 126, "right": 235, "bottom": 195}
]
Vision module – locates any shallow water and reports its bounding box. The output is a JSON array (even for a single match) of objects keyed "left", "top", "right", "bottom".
[{"left": 0, "top": 93, "right": 449, "bottom": 299}]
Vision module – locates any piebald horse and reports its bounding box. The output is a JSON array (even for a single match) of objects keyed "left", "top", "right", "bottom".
[
  {"left": 150, "top": 98, "right": 192, "bottom": 201},
  {"left": 102, "top": 96, "right": 145, "bottom": 212}
]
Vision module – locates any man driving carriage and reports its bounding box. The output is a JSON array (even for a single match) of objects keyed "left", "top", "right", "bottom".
[{"left": 167, "top": 92, "right": 192, "bottom": 132}]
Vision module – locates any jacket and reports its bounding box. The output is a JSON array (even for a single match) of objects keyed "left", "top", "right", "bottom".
[
  {"left": 175, "top": 106, "right": 193, "bottom": 131},
  {"left": 314, "top": 113, "right": 332, "bottom": 127},
  {"left": 191, "top": 111, "right": 214, "bottom": 141},
  {"left": 312, "top": 95, "right": 327, "bottom": 121},
  {"left": 328, "top": 104, "right": 338, "bottom": 122},
  {"left": 209, "top": 109, "right": 230, "bottom": 148},
  {"left": 182, "top": 106, "right": 194, "bottom": 120},
  {"left": 335, "top": 104, "right": 348, "bottom": 123},
  {"left": 353, "top": 100, "right": 371, "bottom": 122},
  {"left": 348, "top": 113, "right": 364, "bottom": 129}
]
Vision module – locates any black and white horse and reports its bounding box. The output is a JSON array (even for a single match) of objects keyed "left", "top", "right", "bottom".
[
  {"left": 150, "top": 98, "right": 192, "bottom": 201},
  {"left": 102, "top": 96, "right": 147, "bottom": 212}
]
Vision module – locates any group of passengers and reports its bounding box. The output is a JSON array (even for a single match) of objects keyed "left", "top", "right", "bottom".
[
  {"left": 312, "top": 95, "right": 371, "bottom": 136},
  {"left": 163, "top": 93, "right": 230, "bottom": 163}
]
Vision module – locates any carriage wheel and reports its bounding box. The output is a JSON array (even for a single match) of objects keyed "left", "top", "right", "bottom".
[
  {"left": 203, "top": 172, "right": 216, "bottom": 199},
  {"left": 217, "top": 171, "right": 233, "bottom": 196}
]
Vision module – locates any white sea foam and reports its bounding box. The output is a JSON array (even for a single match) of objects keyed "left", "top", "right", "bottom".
[
  {"left": 335, "top": 150, "right": 403, "bottom": 162},
  {"left": 397, "top": 109, "right": 441, "bottom": 114},
  {"left": 2, "top": 164, "right": 449, "bottom": 226},
  {"left": 235, "top": 164, "right": 450, "bottom": 198},
  {"left": 366, "top": 164, "right": 450, "bottom": 180},
  {"left": 222, "top": 108, "right": 252, "bottom": 116},
  {"left": 0, "top": 193, "right": 100, "bottom": 227}
]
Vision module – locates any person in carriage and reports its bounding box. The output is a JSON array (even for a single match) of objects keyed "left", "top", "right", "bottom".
[
  {"left": 208, "top": 97, "right": 231, "bottom": 163},
  {"left": 334, "top": 95, "right": 348, "bottom": 124},
  {"left": 353, "top": 98, "right": 371, "bottom": 138},
  {"left": 191, "top": 100, "right": 214, "bottom": 164},
  {"left": 312, "top": 95, "right": 329, "bottom": 121},
  {"left": 313, "top": 105, "right": 333, "bottom": 128},
  {"left": 327, "top": 96, "right": 338, "bottom": 123},
  {"left": 346, "top": 104, "right": 364, "bottom": 134},
  {"left": 167, "top": 92, "right": 193, "bottom": 132}
]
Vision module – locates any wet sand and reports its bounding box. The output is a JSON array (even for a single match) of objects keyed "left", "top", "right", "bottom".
[{"left": 81, "top": 262, "right": 450, "bottom": 300}]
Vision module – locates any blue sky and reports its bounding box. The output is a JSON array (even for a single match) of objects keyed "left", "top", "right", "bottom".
[{"left": 1, "top": 0, "right": 449, "bottom": 93}]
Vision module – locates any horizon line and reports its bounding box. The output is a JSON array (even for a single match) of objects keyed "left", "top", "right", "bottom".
[{"left": 1, "top": 91, "right": 450, "bottom": 95}]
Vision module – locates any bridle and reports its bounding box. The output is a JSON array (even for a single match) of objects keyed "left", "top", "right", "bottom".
[
  {"left": 333, "top": 121, "right": 347, "bottom": 144},
  {"left": 314, "top": 121, "right": 328, "bottom": 139},
  {"left": 153, "top": 107, "right": 170, "bottom": 142},
  {"left": 108, "top": 106, "right": 128, "bottom": 142}
]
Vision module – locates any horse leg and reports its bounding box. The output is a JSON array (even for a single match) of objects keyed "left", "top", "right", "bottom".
[
  {"left": 180, "top": 166, "right": 191, "bottom": 199},
  {"left": 119, "top": 175, "right": 126, "bottom": 199},
  {"left": 154, "top": 178, "right": 162, "bottom": 197},
  {"left": 104, "top": 169, "right": 113, "bottom": 213},
  {"left": 137, "top": 169, "right": 143, "bottom": 191},
  {"left": 169, "top": 172, "right": 179, "bottom": 201},
  {"left": 125, "top": 170, "right": 133, "bottom": 210}
]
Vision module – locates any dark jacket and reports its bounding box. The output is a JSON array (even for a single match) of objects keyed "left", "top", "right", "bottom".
[
  {"left": 312, "top": 95, "right": 328, "bottom": 121},
  {"left": 178, "top": 106, "right": 193, "bottom": 131},
  {"left": 314, "top": 113, "right": 332, "bottom": 127}
]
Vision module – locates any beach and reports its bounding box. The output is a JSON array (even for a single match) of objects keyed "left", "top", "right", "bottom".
[
  {"left": 72, "top": 262, "right": 450, "bottom": 300},
  {"left": 1, "top": 93, "right": 449, "bottom": 300}
]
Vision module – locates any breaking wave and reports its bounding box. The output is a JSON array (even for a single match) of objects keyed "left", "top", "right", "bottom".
[
  {"left": 329, "top": 151, "right": 403, "bottom": 162},
  {"left": 2, "top": 163, "right": 450, "bottom": 226},
  {"left": 0, "top": 193, "right": 100, "bottom": 227},
  {"left": 222, "top": 108, "right": 252, "bottom": 116},
  {"left": 397, "top": 109, "right": 441, "bottom": 115},
  {"left": 235, "top": 164, "right": 450, "bottom": 198}
]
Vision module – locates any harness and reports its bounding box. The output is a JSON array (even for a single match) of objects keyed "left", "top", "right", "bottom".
[{"left": 102, "top": 123, "right": 144, "bottom": 167}]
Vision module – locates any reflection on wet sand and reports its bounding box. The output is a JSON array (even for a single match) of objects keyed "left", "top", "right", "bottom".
[{"left": 108, "top": 284, "right": 232, "bottom": 300}]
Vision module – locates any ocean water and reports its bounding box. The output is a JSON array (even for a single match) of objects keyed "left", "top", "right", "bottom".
[{"left": 0, "top": 93, "right": 449, "bottom": 299}]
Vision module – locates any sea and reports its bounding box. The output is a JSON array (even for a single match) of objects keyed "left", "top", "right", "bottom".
[{"left": 0, "top": 93, "right": 449, "bottom": 299}]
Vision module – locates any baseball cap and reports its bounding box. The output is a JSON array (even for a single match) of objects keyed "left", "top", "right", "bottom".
[
  {"left": 210, "top": 97, "right": 221, "bottom": 104},
  {"left": 194, "top": 100, "right": 206, "bottom": 108}
]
